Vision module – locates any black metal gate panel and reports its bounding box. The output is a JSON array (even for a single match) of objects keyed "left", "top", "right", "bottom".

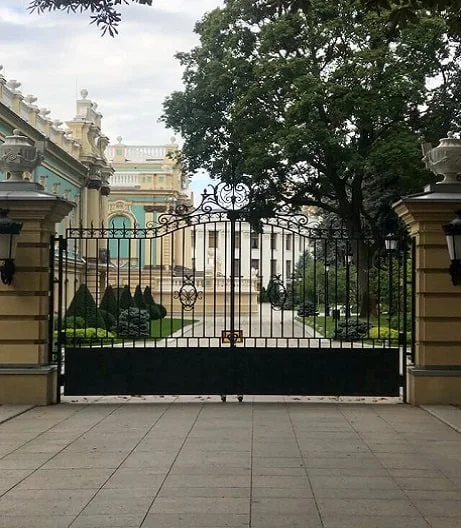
[{"left": 52, "top": 182, "right": 412, "bottom": 400}]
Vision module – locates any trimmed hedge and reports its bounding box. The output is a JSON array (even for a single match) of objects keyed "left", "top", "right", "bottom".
[
  {"left": 369, "top": 327, "right": 399, "bottom": 340},
  {"left": 57, "top": 327, "right": 115, "bottom": 344}
]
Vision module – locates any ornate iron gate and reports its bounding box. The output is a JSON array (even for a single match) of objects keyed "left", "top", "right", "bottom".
[{"left": 52, "top": 183, "right": 413, "bottom": 400}]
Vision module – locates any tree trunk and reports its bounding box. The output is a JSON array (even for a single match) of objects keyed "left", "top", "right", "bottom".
[{"left": 355, "top": 240, "right": 377, "bottom": 319}]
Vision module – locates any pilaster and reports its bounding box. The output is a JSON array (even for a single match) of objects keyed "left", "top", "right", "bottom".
[
  {"left": 0, "top": 189, "right": 72, "bottom": 404},
  {"left": 394, "top": 191, "right": 461, "bottom": 404}
]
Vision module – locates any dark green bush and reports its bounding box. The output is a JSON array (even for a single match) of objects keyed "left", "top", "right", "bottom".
[
  {"left": 297, "top": 301, "right": 318, "bottom": 317},
  {"left": 118, "top": 285, "right": 134, "bottom": 311},
  {"left": 156, "top": 303, "right": 167, "bottom": 319},
  {"left": 66, "top": 284, "right": 106, "bottom": 329},
  {"left": 99, "top": 309, "right": 116, "bottom": 331},
  {"left": 143, "top": 285, "right": 155, "bottom": 307},
  {"left": 118, "top": 307, "right": 150, "bottom": 338},
  {"left": 149, "top": 303, "right": 161, "bottom": 320},
  {"left": 333, "top": 320, "right": 370, "bottom": 340},
  {"left": 99, "top": 285, "right": 118, "bottom": 318},
  {"left": 133, "top": 284, "right": 147, "bottom": 309},
  {"left": 64, "top": 316, "right": 85, "bottom": 329}
]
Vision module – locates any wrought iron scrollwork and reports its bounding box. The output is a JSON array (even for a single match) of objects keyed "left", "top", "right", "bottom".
[
  {"left": 266, "top": 275, "right": 287, "bottom": 311},
  {"left": 174, "top": 275, "right": 203, "bottom": 311}
]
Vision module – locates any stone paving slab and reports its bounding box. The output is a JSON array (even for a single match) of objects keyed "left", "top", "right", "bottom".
[
  {"left": 0, "top": 404, "right": 34, "bottom": 424},
  {"left": 0, "top": 397, "right": 460, "bottom": 527}
]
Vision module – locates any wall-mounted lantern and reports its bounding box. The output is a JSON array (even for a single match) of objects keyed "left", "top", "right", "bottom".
[
  {"left": 0, "top": 209, "right": 22, "bottom": 285},
  {"left": 443, "top": 211, "right": 461, "bottom": 286},
  {"left": 385, "top": 233, "right": 399, "bottom": 252}
]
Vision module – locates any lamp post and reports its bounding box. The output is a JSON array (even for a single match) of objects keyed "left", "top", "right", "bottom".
[
  {"left": 443, "top": 211, "right": 461, "bottom": 286},
  {"left": 384, "top": 232, "right": 398, "bottom": 324},
  {"left": 345, "top": 247, "right": 352, "bottom": 317},
  {"left": 325, "top": 263, "right": 330, "bottom": 316}
]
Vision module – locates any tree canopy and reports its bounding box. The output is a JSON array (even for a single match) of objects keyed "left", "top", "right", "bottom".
[
  {"left": 162, "top": 0, "right": 461, "bottom": 245},
  {"left": 28, "top": 0, "right": 152, "bottom": 35}
]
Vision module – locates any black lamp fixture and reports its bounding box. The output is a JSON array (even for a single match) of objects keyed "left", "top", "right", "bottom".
[
  {"left": 385, "top": 232, "right": 398, "bottom": 252},
  {"left": 443, "top": 210, "right": 461, "bottom": 286},
  {"left": 0, "top": 209, "right": 23, "bottom": 285}
]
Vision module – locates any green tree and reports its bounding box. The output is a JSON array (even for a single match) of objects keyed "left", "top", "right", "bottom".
[
  {"left": 264, "top": 1, "right": 461, "bottom": 36},
  {"left": 99, "top": 285, "right": 118, "bottom": 317},
  {"left": 163, "top": 0, "right": 461, "bottom": 314},
  {"left": 28, "top": 0, "right": 152, "bottom": 36}
]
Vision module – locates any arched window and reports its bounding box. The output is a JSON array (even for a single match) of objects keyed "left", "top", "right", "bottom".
[{"left": 108, "top": 215, "right": 131, "bottom": 266}]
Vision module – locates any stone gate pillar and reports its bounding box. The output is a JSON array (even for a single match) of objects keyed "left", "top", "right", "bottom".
[
  {"left": 0, "top": 131, "right": 72, "bottom": 404},
  {"left": 394, "top": 134, "right": 461, "bottom": 405}
]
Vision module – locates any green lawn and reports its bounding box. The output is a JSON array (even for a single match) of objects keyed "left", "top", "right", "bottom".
[{"left": 150, "top": 317, "right": 195, "bottom": 338}]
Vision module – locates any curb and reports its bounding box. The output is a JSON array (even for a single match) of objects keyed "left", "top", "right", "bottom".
[{"left": 421, "top": 404, "right": 461, "bottom": 434}]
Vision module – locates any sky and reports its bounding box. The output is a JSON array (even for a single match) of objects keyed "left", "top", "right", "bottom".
[{"left": 0, "top": 0, "right": 222, "bottom": 195}]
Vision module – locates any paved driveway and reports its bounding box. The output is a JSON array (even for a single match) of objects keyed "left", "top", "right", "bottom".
[{"left": 0, "top": 399, "right": 461, "bottom": 527}]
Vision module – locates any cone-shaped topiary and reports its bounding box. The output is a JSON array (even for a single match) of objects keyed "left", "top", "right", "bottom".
[
  {"left": 156, "top": 303, "right": 167, "bottom": 319},
  {"left": 119, "top": 285, "right": 134, "bottom": 311},
  {"left": 133, "top": 284, "right": 146, "bottom": 309},
  {"left": 66, "top": 284, "right": 105, "bottom": 329},
  {"left": 99, "top": 285, "right": 118, "bottom": 318},
  {"left": 143, "top": 285, "right": 155, "bottom": 307},
  {"left": 149, "top": 303, "right": 161, "bottom": 320}
]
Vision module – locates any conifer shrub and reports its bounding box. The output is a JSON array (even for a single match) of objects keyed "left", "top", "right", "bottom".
[
  {"left": 64, "top": 316, "right": 85, "bottom": 329},
  {"left": 118, "top": 285, "right": 134, "bottom": 311},
  {"left": 156, "top": 303, "right": 167, "bottom": 319},
  {"left": 99, "top": 309, "right": 116, "bottom": 331},
  {"left": 133, "top": 284, "right": 147, "bottom": 309},
  {"left": 143, "top": 285, "right": 155, "bottom": 307},
  {"left": 148, "top": 303, "right": 161, "bottom": 320},
  {"left": 66, "top": 284, "right": 106, "bottom": 329},
  {"left": 99, "top": 285, "right": 118, "bottom": 318}
]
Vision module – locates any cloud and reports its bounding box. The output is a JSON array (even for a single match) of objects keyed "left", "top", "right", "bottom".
[{"left": 0, "top": 0, "right": 223, "bottom": 145}]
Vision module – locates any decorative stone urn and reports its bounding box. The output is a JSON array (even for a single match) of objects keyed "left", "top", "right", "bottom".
[
  {"left": 0, "top": 129, "right": 44, "bottom": 181},
  {"left": 422, "top": 132, "right": 461, "bottom": 184}
]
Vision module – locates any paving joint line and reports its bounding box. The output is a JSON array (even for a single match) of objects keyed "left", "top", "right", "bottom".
[
  {"left": 0, "top": 403, "right": 121, "bottom": 500},
  {"left": 138, "top": 401, "right": 206, "bottom": 528},
  {"left": 0, "top": 405, "right": 35, "bottom": 426},
  {"left": 286, "top": 399, "right": 325, "bottom": 528},
  {"left": 338, "top": 404, "right": 433, "bottom": 527},
  {"left": 68, "top": 401, "right": 174, "bottom": 528}
]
